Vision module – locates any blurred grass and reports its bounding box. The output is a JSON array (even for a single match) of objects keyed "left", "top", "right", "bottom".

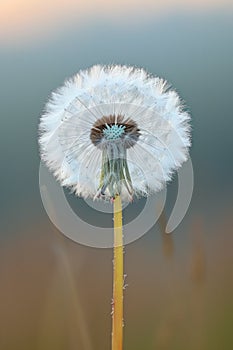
[{"left": 0, "top": 212, "right": 233, "bottom": 350}]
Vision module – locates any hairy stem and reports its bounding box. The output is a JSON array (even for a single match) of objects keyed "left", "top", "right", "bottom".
[{"left": 112, "top": 195, "right": 123, "bottom": 350}]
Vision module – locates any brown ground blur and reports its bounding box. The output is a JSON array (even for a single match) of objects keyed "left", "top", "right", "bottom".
[{"left": 0, "top": 212, "right": 233, "bottom": 350}]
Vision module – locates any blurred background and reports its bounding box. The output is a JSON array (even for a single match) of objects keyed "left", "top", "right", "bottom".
[{"left": 0, "top": 1, "right": 233, "bottom": 349}]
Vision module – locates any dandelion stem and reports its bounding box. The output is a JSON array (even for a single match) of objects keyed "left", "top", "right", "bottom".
[{"left": 112, "top": 195, "right": 123, "bottom": 350}]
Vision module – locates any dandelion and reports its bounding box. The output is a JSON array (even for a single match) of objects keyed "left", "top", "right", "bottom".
[{"left": 39, "top": 64, "right": 191, "bottom": 350}]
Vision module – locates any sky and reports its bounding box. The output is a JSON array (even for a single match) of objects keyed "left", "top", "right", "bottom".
[{"left": 1, "top": 0, "right": 233, "bottom": 46}]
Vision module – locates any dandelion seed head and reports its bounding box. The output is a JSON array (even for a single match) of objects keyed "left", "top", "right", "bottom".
[{"left": 39, "top": 64, "right": 191, "bottom": 201}]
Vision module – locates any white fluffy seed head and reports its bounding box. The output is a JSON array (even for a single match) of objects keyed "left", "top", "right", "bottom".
[{"left": 39, "top": 64, "right": 191, "bottom": 202}]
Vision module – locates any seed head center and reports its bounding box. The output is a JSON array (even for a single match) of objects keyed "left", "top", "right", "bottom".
[{"left": 103, "top": 124, "right": 126, "bottom": 141}]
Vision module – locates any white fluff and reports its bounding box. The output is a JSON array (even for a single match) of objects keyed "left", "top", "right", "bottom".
[{"left": 39, "top": 65, "right": 191, "bottom": 201}]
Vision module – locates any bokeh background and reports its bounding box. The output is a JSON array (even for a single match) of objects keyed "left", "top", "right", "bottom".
[{"left": 0, "top": 1, "right": 233, "bottom": 349}]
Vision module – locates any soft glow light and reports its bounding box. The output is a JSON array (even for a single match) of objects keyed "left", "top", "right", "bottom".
[{"left": 0, "top": 0, "right": 232, "bottom": 46}]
